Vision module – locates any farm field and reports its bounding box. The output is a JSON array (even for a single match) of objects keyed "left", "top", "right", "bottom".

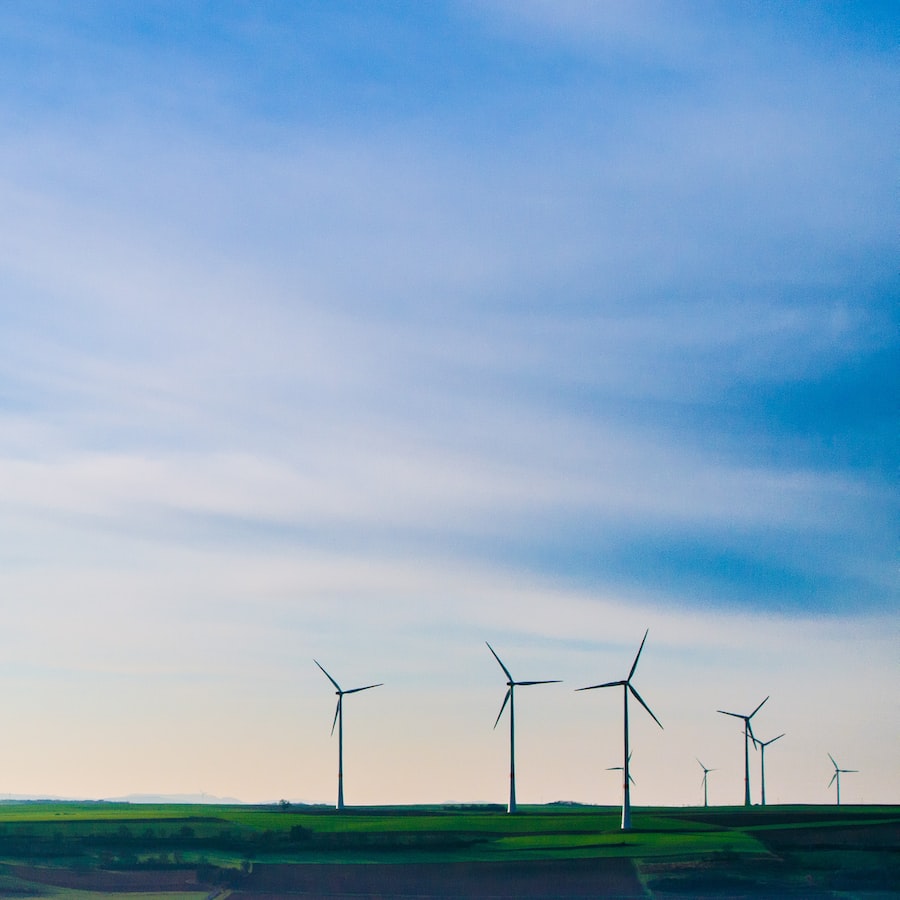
[{"left": 0, "top": 801, "right": 897, "bottom": 898}]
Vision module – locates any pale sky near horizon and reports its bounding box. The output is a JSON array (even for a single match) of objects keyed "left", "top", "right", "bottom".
[{"left": 0, "top": 1, "right": 897, "bottom": 808}]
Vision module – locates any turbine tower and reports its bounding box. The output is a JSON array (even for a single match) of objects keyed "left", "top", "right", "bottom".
[
  {"left": 755, "top": 733, "right": 784, "bottom": 806},
  {"left": 828, "top": 753, "right": 858, "bottom": 805},
  {"left": 717, "top": 696, "right": 768, "bottom": 806},
  {"left": 486, "top": 642, "right": 560, "bottom": 814},
  {"left": 696, "top": 758, "right": 715, "bottom": 808},
  {"left": 314, "top": 660, "right": 382, "bottom": 811},
  {"left": 577, "top": 629, "right": 662, "bottom": 830}
]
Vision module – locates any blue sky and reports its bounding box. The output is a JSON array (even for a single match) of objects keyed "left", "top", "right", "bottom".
[{"left": 0, "top": 1, "right": 897, "bottom": 805}]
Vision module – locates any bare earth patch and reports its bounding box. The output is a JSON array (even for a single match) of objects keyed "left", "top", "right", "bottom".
[
  {"left": 231, "top": 859, "right": 645, "bottom": 898},
  {"left": 10, "top": 865, "right": 203, "bottom": 892}
]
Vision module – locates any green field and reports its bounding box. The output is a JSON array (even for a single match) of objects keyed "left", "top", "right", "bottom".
[{"left": 0, "top": 801, "right": 897, "bottom": 897}]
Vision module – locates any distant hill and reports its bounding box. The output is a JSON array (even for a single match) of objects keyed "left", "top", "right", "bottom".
[
  {"left": 103, "top": 793, "right": 245, "bottom": 804},
  {"left": 0, "top": 792, "right": 245, "bottom": 805}
]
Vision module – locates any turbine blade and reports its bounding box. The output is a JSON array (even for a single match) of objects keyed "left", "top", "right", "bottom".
[
  {"left": 717, "top": 710, "right": 744, "bottom": 719},
  {"left": 485, "top": 642, "right": 514, "bottom": 682},
  {"left": 314, "top": 660, "right": 341, "bottom": 692},
  {"left": 844, "top": 769, "right": 859, "bottom": 773},
  {"left": 828, "top": 773, "right": 837, "bottom": 787},
  {"left": 629, "top": 775, "right": 636, "bottom": 785},
  {"left": 576, "top": 679, "right": 625, "bottom": 691},
  {"left": 749, "top": 696, "right": 769, "bottom": 718},
  {"left": 696, "top": 758, "right": 707, "bottom": 770},
  {"left": 331, "top": 698, "right": 341, "bottom": 736},
  {"left": 629, "top": 684, "right": 663, "bottom": 729},
  {"left": 493, "top": 688, "right": 511, "bottom": 729},
  {"left": 628, "top": 628, "right": 650, "bottom": 681},
  {"left": 767, "top": 733, "right": 786, "bottom": 746},
  {"left": 343, "top": 683, "right": 383, "bottom": 695},
  {"left": 517, "top": 679, "right": 562, "bottom": 686},
  {"left": 828, "top": 752, "right": 838, "bottom": 769},
  {"left": 606, "top": 766, "right": 623, "bottom": 771}
]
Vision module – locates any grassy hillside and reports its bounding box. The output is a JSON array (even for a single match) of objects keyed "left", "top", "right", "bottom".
[{"left": 0, "top": 802, "right": 896, "bottom": 897}]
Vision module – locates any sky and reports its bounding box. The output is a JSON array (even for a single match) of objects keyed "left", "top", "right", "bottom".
[{"left": 0, "top": 1, "right": 897, "bottom": 808}]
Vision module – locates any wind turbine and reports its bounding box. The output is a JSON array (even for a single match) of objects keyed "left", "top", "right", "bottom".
[
  {"left": 696, "top": 758, "right": 715, "bottom": 808},
  {"left": 754, "top": 733, "right": 784, "bottom": 806},
  {"left": 577, "top": 629, "right": 662, "bottom": 830},
  {"left": 314, "top": 660, "right": 382, "bottom": 811},
  {"left": 828, "top": 753, "right": 858, "bottom": 805},
  {"left": 607, "top": 752, "right": 635, "bottom": 788},
  {"left": 486, "top": 642, "right": 560, "bottom": 814},
  {"left": 717, "top": 696, "right": 768, "bottom": 806}
]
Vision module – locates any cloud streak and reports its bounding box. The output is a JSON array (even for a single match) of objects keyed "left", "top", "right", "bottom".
[{"left": 0, "top": 0, "right": 895, "bottom": 803}]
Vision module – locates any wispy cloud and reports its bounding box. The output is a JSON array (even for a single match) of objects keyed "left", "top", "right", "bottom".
[{"left": 0, "top": 0, "right": 895, "bottom": 803}]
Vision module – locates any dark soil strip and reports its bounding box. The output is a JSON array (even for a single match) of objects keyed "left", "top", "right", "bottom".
[
  {"left": 10, "top": 864, "right": 202, "bottom": 892},
  {"left": 232, "top": 858, "right": 645, "bottom": 898}
]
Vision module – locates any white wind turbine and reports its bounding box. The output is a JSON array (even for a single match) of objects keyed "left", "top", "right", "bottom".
[
  {"left": 314, "top": 660, "right": 382, "bottom": 811},
  {"left": 577, "top": 629, "right": 662, "bottom": 830},
  {"left": 607, "top": 751, "right": 635, "bottom": 790},
  {"left": 717, "top": 696, "right": 768, "bottom": 806},
  {"left": 696, "top": 758, "right": 715, "bottom": 808},
  {"left": 754, "top": 733, "right": 784, "bottom": 806},
  {"left": 486, "top": 642, "right": 560, "bottom": 814},
  {"left": 828, "top": 753, "right": 858, "bottom": 805}
]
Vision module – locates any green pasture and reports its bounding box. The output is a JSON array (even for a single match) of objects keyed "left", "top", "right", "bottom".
[
  {"left": 0, "top": 802, "right": 897, "bottom": 897},
  {"left": 0, "top": 801, "right": 896, "bottom": 865},
  {"left": 0, "top": 803, "right": 893, "bottom": 863}
]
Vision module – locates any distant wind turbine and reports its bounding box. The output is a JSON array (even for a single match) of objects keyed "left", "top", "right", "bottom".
[
  {"left": 607, "top": 752, "right": 635, "bottom": 787},
  {"left": 754, "top": 733, "right": 784, "bottom": 806},
  {"left": 696, "top": 758, "right": 715, "bottom": 808},
  {"left": 486, "top": 642, "right": 560, "bottom": 814},
  {"left": 828, "top": 753, "right": 858, "bottom": 805},
  {"left": 717, "top": 696, "right": 768, "bottom": 806},
  {"left": 577, "top": 629, "right": 662, "bottom": 830},
  {"left": 314, "top": 660, "right": 382, "bottom": 811}
]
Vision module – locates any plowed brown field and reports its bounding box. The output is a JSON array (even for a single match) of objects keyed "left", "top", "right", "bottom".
[{"left": 232, "top": 858, "right": 644, "bottom": 898}]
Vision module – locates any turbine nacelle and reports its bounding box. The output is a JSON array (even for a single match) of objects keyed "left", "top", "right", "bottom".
[
  {"left": 486, "top": 642, "right": 560, "bottom": 728},
  {"left": 717, "top": 695, "right": 768, "bottom": 738},
  {"left": 756, "top": 732, "right": 785, "bottom": 750},
  {"left": 827, "top": 753, "right": 858, "bottom": 787},
  {"left": 607, "top": 752, "right": 635, "bottom": 784},
  {"left": 576, "top": 630, "right": 663, "bottom": 731},
  {"left": 828, "top": 753, "right": 857, "bottom": 773},
  {"left": 315, "top": 660, "right": 383, "bottom": 735}
]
